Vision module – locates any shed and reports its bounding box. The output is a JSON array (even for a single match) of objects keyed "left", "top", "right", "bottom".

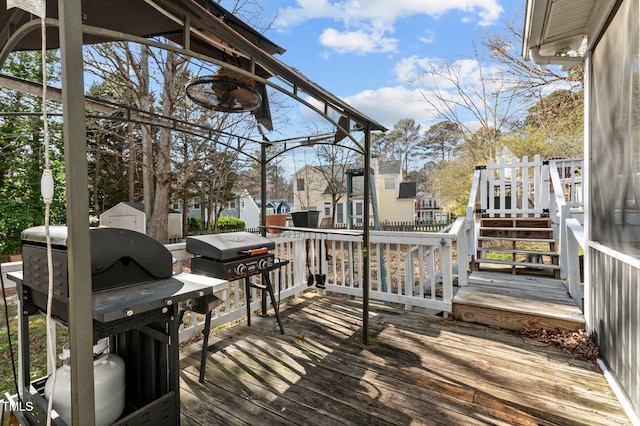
[{"left": 100, "top": 202, "right": 182, "bottom": 239}]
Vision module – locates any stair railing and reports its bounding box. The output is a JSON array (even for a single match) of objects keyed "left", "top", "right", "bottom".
[
  {"left": 464, "top": 167, "right": 483, "bottom": 277},
  {"left": 549, "top": 163, "right": 569, "bottom": 279},
  {"left": 565, "top": 218, "right": 585, "bottom": 309}
]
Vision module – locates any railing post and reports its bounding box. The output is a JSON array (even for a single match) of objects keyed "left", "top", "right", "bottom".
[
  {"left": 457, "top": 222, "right": 468, "bottom": 287},
  {"left": 559, "top": 204, "right": 569, "bottom": 279},
  {"left": 540, "top": 157, "right": 550, "bottom": 214},
  {"left": 440, "top": 239, "right": 453, "bottom": 318},
  {"left": 293, "top": 238, "right": 307, "bottom": 288},
  {"left": 565, "top": 218, "right": 585, "bottom": 310}
]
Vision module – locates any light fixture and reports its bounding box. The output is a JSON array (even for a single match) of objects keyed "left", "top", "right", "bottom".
[{"left": 186, "top": 73, "right": 262, "bottom": 113}]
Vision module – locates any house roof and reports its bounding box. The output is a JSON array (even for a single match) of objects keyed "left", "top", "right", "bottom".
[
  {"left": 379, "top": 160, "right": 401, "bottom": 175},
  {"left": 122, "top": 201, "right": 145, "bottom": 213},
  {"left": 398, "top": 182, "right": 417, "bottom": 199},
  {"left": 256, "top": 199, "right": 289, "bottom": 209},
  {"left": 522, "top": 0, "right": 618, "bottom": 67}
]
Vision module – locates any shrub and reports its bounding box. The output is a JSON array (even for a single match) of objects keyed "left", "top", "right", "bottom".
[
  {"left": 215, "top": 216, "right": 245, "bottom": 231},
  {"left": 187, "top": 217, "right": 202, "bottom": 232}
]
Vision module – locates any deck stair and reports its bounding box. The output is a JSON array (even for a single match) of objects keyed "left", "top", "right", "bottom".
[
  {"left": 453, "top": 271, "right": 585, "bottom": 332},
  {"left": 473, "top": 216, "right": 560, "bottom": 278}
]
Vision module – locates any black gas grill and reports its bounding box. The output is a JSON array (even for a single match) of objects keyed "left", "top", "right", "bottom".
[
  {"left": 186, "top": 231, "right": 288, "bottom": 382},
  {"left": 187, "top": 231, "right": 276, "bottom": 281},
  {"left": 15, "top": 226, "right": 228, "bottom": 425}
]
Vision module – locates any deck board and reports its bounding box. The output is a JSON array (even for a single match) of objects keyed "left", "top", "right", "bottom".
[
  {"left": 452, "top": 271, "right": 585, "bottom": 331},
  {"left": 179, "top": 292, "right": 629, "bottom": 425}
]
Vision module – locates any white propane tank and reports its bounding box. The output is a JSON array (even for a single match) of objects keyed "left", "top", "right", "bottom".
[{"left": 44, "top": 338, "right": 125, "bottom": 426}]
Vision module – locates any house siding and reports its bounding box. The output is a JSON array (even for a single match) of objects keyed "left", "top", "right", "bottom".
[{"left": 588, "top": 0, "right": 640, "bottom": 418}]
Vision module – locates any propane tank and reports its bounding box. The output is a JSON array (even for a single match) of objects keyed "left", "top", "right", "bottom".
[{"left": 44, "top": 338, "right": 125, "bottom": 426}]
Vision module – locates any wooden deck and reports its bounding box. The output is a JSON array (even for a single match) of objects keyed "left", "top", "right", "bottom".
[
  {"left": 179, "top": 292, "right": 629, "bottom": 425},
  {"left": 453, "top": 271, "right": 585, "bottom": 332}
]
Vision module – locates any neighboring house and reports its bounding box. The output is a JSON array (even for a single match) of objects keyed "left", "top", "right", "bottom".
[
  {"left": 256, "top": 199, "right": 292, "bottom": 215},
  {"left": 415, "top": 191, "right": 451, "bottom": 224},
  {"left": 169, "top": 198, "right": 204, "bottom": 220},
  {"left": 99, "top": 202, "right": 182, "bottom": 239},
  {"left": 376, "top": 161, "right": 416, "bottom": 223},
  {"left": 523, "top": 0, "right": 639, "bottom": 421},
  {"left": 170, "top": 190, "right": 261, "bottom": 228},
  {"left": 219, "top": 190, "right": 260, "bottom": 229},
  {"left": 293, "top": 160, "right": 416, "bottom": 226},
  {"left": 255, "top": 199, "right": 293, "bottom": 215}
]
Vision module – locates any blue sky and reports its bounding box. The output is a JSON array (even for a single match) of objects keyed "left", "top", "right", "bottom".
[{"left": 243, "top": 0, "right": 523, "bottom": 133}]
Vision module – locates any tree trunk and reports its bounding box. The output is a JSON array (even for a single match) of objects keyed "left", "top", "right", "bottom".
[
  {"left": 181, "top": 191, "right": 189, "bottom": 236},
  {"left": 139, "top": 45, "right": 154, "bottom": 220},
  {"left": 145, "top": 49, "right": 177, "bottom": 242},
  {"left": 127, "top": 120, "right": 135, "bottom": 202},
  {"left": 147, "top": 179, "right": 170, "bottom": 242}
]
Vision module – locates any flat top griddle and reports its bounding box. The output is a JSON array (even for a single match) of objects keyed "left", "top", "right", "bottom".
[{"left": 186, "top": 232, "right": 275, "bottom": 261}]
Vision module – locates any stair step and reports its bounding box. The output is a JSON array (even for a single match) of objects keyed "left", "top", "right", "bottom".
[
  {"left": 476, "top": 247, "right": 558, "bottom": 256},
  {"left": 478, "top": 236, "right": 556, "bottom": 243},
  {"left": 480, "top": 218, "right": 551, "bottom": 228},
  {"left": 479, "top": 227, "right": 553, "bottom": 232},
  {"left": 476, "top": 259, "right": 560, "bottom": 269}
]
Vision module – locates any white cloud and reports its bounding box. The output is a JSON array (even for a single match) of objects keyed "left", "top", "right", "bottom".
[
  {"left": 419, "top": 30, "right": 436, "bottom": 44},
  {"left": 275, "top": 1, "right": 503, "bottom": 56},
  {"left": 319, "top": 28, "right": 399, "bottom": 54},
  {"left": 343, "top": 86, "right": 439, "bottom": 129},
  {"left": 290, "top": 85, "right": 439, "bottom": 131},
  {"left": 393, "top": 55, "right": 434, "bottom": 83},
  {"left": 276, "top": 1, "right": 504, "bottom": 29},
  {"left": 393, "top": 55, "right": 503, "bottom": 92}
]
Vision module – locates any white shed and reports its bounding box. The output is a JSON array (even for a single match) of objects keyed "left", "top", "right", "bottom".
[{"left": 100, "top": 202, "right": 182, "bottom": 239}]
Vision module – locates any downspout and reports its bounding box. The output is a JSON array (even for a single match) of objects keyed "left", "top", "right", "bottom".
[{"left": 529, "top": 46, "right": 584, "bottom": 70}]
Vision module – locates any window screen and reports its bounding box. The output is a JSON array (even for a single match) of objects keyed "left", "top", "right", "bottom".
[{"left": 590, "top": 0, "right": 640, "bottom": 255}]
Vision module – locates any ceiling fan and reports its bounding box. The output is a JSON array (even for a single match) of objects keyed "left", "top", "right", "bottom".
[{"left": 185, "top": 73, "right": 262, "bottom": 113}]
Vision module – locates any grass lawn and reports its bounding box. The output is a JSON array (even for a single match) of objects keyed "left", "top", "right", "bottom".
[{"left": 1, "top": 293, "right": 68, "bottom": 397}]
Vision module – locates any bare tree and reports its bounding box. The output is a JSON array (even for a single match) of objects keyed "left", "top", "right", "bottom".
[
  {"left": 413, "top": 43, "right": 524, "bottom": 162},
  {"left": 410, "top": 16, "right": 584, "bottom": 213},
  {"left": 85, "top": 42, "right": 254, "bottom": 241},
  {"left": 314, "top": 144, "right": 354, "bottom": 225}
]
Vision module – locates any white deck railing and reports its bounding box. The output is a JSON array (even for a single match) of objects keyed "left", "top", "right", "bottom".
[
  {"left": 464, "top": 157, "right": 585, "bottom": 282},
  {"left": 565, "top": 218, "right": 584, "bottom": 308},
  {"left": 478, "top": 155, "right": 549, "bottom": 218},
  {"left": 1, "top": 225, "right": 466, "bottom": 345},
  {"left": 552, "top": 158, "right": 583, "bottom": 210},
  {"left": 168, "top": 225, "right": 468, "bottom": 342},
  {"left": 549, "top": 159, "right": 585, "bottom": 281}
]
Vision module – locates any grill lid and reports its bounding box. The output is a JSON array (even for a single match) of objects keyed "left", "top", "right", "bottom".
[
  {"left": 21, "top": 226, "right": 173, "bottom": 283},
  {"left": 186, "top": 232, "right": 275, "bottom": 260}
]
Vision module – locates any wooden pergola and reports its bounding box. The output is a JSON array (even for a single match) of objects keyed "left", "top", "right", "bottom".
[{"left": 0, "top": 1, "right": 386, "bottom": 424}]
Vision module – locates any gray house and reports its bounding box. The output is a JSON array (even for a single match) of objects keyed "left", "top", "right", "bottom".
[
  {"left": 523, "top": 0, "right": 639, "bottom": 421},
  {"left": 219, "top": 190, "right": 261, "bottom": 229}
]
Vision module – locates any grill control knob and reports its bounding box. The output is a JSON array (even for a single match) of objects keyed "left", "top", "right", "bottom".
[
  {"left": 258, "top": 258, "right": 270, "bottom": 270},
  {"left": 235, "top": 264, "right": 247, "bottom": 275}
]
